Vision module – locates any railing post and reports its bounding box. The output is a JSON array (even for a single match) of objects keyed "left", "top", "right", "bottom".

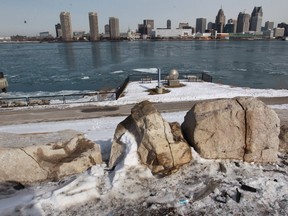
[{"left": 63, "top": 95, "right": 66, "bottom": 104}]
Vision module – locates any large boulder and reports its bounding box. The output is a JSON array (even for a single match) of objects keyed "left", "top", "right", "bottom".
[
  {"left": 109, "top": 100, "right": 192, "bottom": 175},
  {"left": 0, "top": 129, "right": 102, "bottom": 183},
  {"left": 181, "top": 97, "right": 280, "bottom": 163}
]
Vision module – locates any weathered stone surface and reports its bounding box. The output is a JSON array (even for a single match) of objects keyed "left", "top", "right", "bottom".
[
  {"left": 181, "top": 97, "right": 280, "bottom": 163},
  {"left": 279, "top": 125, "right": 288, "bottom": 153},
  {"left": 0, "top": 129, "right": 102, "bottom": 183},
  {"left": 109, "top": 100, "right": 192, "bottom": 175},
  {"left": 237, "top": 97, "right": 280, "bottom": 162},
  {"left": 181, "top": 99, "right": 245, "bottom": 160}
]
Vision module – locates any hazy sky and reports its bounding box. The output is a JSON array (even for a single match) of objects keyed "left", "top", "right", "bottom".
[{"left": 0, "top": 0, "right": 287, "bottom": 37}]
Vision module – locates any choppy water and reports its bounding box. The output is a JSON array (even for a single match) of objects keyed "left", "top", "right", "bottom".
[{"left": 0, "top": 40, "right": 287, "bottom": 97}]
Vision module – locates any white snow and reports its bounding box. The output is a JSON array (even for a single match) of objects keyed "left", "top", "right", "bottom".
[{"left": 0, "top": 81, "right": 287, "bottom": 215}]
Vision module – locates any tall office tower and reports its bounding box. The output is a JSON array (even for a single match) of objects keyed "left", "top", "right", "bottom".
[
  {"left": 196, "top": 18, "right": 207, "bottom": 33},
  {"left": 264, "top": 21, "right": 274, "bottom": 30},
  {"left": 215, "top": 8, "right": 226, "bottom": 33},
  {"left": 104, "top": 24, "right": 110, "bottom": 35},
  {"left": 55, "top": 23, "right": 62, "bottom": 38},
  {"left": 236, "top": 12, "right": 250, "bottom": 33},
  {"left": 224, "top": 19, "right": 237, "bottom": 33},
  {"left": 60, "top": 12, "right": 72, "bottom": 41},
  {"left": 89, "top": 12, "right": 99, "bottom": 41},
  {"left": 143, "top": 19, "right": 154, "bottom": 36},
  {"left": 167, "top": 19, "right": 171, "bottom": 29},
  {"left": 249, "top": 6, "right": 263, "bottom": 32},
  {"left": 207, "top": 22, "right": 214, "bottom": 31},
  {"left": 109, "top": 17, "right": 120, "bottom": 40}
]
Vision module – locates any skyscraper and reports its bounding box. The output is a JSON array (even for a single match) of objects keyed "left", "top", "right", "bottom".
[
  {"left": 224, "top": 19, "right": 237, "bottom": 33},
  {"left": 249, "top": 6, "right": 263, "bottom": 32},
  {"left": 215, "top": 8, "right": 226, "bottom": 33},
  {"left": 60, "top": 12, "right": 72, "bottom": 41},
  {"left": 264, "top": 21, "right": 274, "bottom": 30},
  {"left": 104, "top": 24, "right": 110, "bottom": 35},
  {"left": 55, "top": 23, "right": 62, "bottom": 38},
  {"left": 143, "top": 19, "right": 154, "bottom": 36},
  {"left": 167, "top": 19, "right": 171, "bottom": 29},
  {"left": 89, "top": 12, "right": 99, "bottom": 41},
  {"left": 196, "top": 18, "right": 207, "bottom": 33},
  {"left": 237, "top": 12, "right": 250, "bottom": 33},
  {"left": 109, "top": 17, "right": 120, "bottom": 40}
]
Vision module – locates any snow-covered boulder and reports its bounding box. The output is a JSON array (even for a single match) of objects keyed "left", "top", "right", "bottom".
[
  {"left": 109, "top": 100, "right": 192, "bottom": 175},
  {"left": 0, "top": 129, "right": 102, "bottom": 183},
  {"left": 182, "top": 97, "right": 280, "bottom": 163}
]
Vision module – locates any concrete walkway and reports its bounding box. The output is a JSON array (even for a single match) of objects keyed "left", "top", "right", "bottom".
[{"left": 0, "top": 97, "right": 287, "bottom": 126}]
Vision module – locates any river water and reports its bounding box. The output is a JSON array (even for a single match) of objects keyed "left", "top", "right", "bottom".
[{"left": 0, "top": 40, "right": 287, "bottom": 96}]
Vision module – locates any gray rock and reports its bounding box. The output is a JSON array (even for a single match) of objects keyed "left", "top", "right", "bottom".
[
  {"left": 0, "top": 129, "right": 102, "bottom": 183},
  {"left": 182, "top": 97, "right": 280, "bottom": 163},
  {"left": 109, "top": 100, "right": 192, "bottom": 175}
]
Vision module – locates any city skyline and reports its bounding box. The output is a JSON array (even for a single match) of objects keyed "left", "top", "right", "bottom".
[{"left": 0, "top": 0, "right": 287, "bottom": 37}]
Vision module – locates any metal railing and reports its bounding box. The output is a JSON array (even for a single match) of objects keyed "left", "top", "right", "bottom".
[
  {"left": 0, "top": 72, "right": 212, "bottom": 108},
  {"left": 0, "top": 91, "right": 116, "bottom": 108}
]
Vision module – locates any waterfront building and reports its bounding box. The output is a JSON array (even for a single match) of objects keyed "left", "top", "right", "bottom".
[
  {"left": 143, "top": 19, "right": 154, "bottom": 36},
  {"left": 277, "top": 23, "right": 288, "bottom": 36},
  {"left": 196, "top": 18, "right": 207, "bottom": 33},
  {"left": 215, "top": 8, "right": 226, "bottom": 33},
  {"left": 137, "top": 20, "right": 154, "bottom": 37},
  {"left": 274, "top": 28, "right": 285, "bottom": 38},
  {"left": 207, "top": 22, "right": 214, "bottom": 31},
  {"left": 89, "top": 12, "right": 99, "bottom": 41},
  {"left": 264, "top": 21, "right": 274, "bottom": 30},
  {"left": 236, "top": 12, "right": 250, "bottom": 33},
  {"left": 55, "top": 23, "right": 62, "bottom": 38},
  {"left": 263, "top": 29, "right": 274, "bottom": 39},
  {"left": 104, "top": 24, "right": 110, "bottom": 34},
  {"left": 153, "top": 28, "right": 193, "bottom": 38},
  {"left": 39, "top": 32, "right": 50, "bottom": 39},
  {"left": 109, "top": 17, "right": 120, "bottom": 40},
  {"left": 60, "top": 12, "right": 72, "bottom": 41},
  {"left": 224, "top": 19, "right": 237, "bottom": 33},
  {"left": 178, "top": 22, "right": 189, "bottom": 29},
  {"left": 167, "top": 19, "right": 171, "bottom": 29},
  {"left": 249, "top": 6, "right": 263, "bottom": 32}
]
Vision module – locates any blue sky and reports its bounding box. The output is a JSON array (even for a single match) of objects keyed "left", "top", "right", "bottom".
[{"left": 0, "top": 0, "right": 287, "bottom": 36}]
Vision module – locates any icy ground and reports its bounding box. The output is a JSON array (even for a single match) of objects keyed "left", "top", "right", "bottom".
[{"left": 0, "top": 81, "right": 288, "bottom": 215}]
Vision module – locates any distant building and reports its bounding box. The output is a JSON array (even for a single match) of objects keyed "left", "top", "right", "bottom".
[
  {"left": 60, "top": 12, "right": 72, "bottom": 41},
  {"left": 55, "top": 23, "right": 62, "bottom": 38},
  {"left": 109, "top": 17, "right": 120, "bottom": 40},
  {"left": 277, "top": 23, "right": 288, "bottom": 36},
  {"left": 104, "top": 24, "right": 110, "bottom": 35},
  {"left": 215, "top": 8, "right": 226, "bottom": 33},
  {"left": 143, "top": 19, "right": 154, "bottom": 36},
  {"left": 274, "top": 28, "right": 285, "bottom": 38},
  {"left": 207, "top": 22, "right": 214, "bottom": 31},
  {"left": 178, "top": 22, "right": 189, "bottom": 29},
  {"left": 153, "top": 28, "right": 193, "bottom": 38},
  {"left": 249, "top": 6, "right": 263, "bottom": 32},
  {"left": 264, "top": 21, "right": 274, "bottom": 30},
  {"left": 167, "top": 19, "right": 171, "bottom": 29},
  {"left": 237, "top": 12, "right": 250, "bottom": 33},
  {"left": 89, "top": 12, "right": 99, "bottom": 41},
  {"left": 39, "top": 32, "right": 50, "bottom": 39},
  {"left": 225, "top": 19, "right": 237, "bottom": 33},
  {"left": 137, "top": 20, "right": 154, "bottom": 37},
  {"left": 196, "top": 18, "right": 207, "bottom": 33}
]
